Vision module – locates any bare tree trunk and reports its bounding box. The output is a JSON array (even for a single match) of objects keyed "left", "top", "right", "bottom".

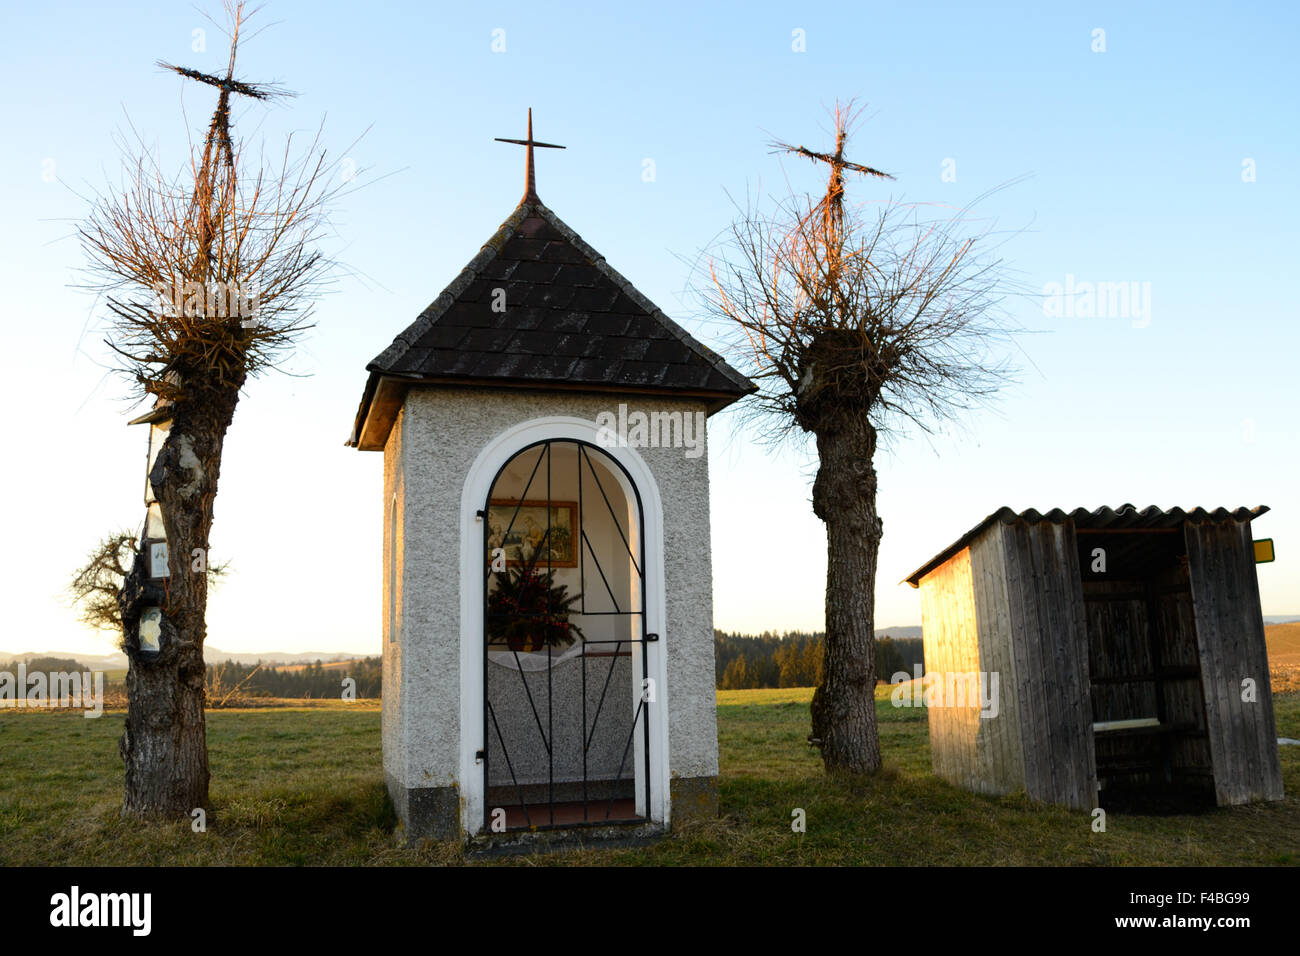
[
  {"left": 809, "top": 413, "right": 882, "bottom": 774},
  {"left": 119, "top": 644, "right": 209, "bottom": 816},
  {"left": 118, "top": 382, "right": 239, "bottom": 816}
]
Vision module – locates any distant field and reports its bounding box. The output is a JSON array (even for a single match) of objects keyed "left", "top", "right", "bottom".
[
  {"left": 1, "top": 687, "right": 1296, "bottom": 866},
  {"left": 1267, "top": 623, "right": 1300, "bottom": 666},
  {"left": 1267, "top": 625, "right": 1300, "bottom": 694}
]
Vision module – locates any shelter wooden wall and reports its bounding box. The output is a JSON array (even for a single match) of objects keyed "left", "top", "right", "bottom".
[
  {"left": 918, "top": 550, "right": 981, "bottom": 792},
  {"left": 1185, "top": 519, "right": 1284, "bottom": 804},
  {"left": 918, "top": 521, "right": 1095, "bottom": 807},
  {"left": 919, "top": 545, "right": 1026, "bottom": 796},
  {"left": 968, "top": 530, "right": 1026, "bottom": 793},
  {"left": 996, "top": 519, "right": 1097, "bottom": 810}
]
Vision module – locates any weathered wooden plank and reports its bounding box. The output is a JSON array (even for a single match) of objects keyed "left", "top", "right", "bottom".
[
  {"left": 1032, "top": 522, "right": 1072, "bottom": 804},
  {"left": 923, "top": 557, "right": 952, "bottom": 783},
  {"left": 1002, "top": 519, "right": 1094, "bottom": 810},
  {"left": 1187, "top": 521, "right": 1237, "bottom": 803},
  {"left": 918, "top": 548, "right": 983, "bottom": 791},
  {"left": 1222, "top": 524, "right": 1262, "bottom": 802},
  {"left": 1038, "top": 522, "right": 1073, "bottom": 804},
  {"left": 1157, "top": 573, "right": 1210, "bottom": 781},
  {"left": 1084, "top": 584, "right": 1157, "bottom": 723},
  {"left": 994, "top": 524, "right": 1025, "bottom": 793},
  {"left": 1057, "top": 521, "right": 1094, "bottom": 807},
  {"left": 971, "top": 524, "right": 1024, "bottom": 794},
  {"left": 998, "top": 520, "right": 1040, "bottom": 796},
  {"left": 1059, "top": 520, "right": 1098, "bottom": 808},
  {"left": 959, "top": 518, "right": 1098, "bottom": 810},
  {"left": 1186, "top": 519, "right": 1283, "bottom": 804},
  {"left": 1227, "top": 520, "right": 1282, "bottom": 800},
  {"left": 1002, "top": 521, "right": 1047, "bottom": 800},
  {"left": 1212, "top": 525, "right": 1250, "bottom": 803},
  {"left": 919, "top": 564, "right": 948, "bottom": 783}
]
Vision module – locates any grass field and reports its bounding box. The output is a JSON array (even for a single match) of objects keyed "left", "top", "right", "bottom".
[{"left": 2, "top": 686, "right": 1297, "bottom": 866}]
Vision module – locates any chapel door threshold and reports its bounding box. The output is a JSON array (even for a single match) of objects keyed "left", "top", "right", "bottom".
[{"left": 467, "top": 816, "right": 666, "bottom": 857}]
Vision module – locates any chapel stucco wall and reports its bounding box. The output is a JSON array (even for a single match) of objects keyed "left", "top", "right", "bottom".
[{"left": 385, "top": 386, "right": 720, "bottom": 835}]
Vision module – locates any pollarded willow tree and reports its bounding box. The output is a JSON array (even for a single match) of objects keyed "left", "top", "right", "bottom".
[
  {"left": 78, "top": 1, "right": 346, "bottom": 815},
  {"left": 702, "top": 103, "right": 1018, "bottom": 775}
]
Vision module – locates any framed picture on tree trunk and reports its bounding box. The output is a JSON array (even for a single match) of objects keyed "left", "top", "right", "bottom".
[{"left": 486, "top": 500, "right": 578, "bottom": 568}]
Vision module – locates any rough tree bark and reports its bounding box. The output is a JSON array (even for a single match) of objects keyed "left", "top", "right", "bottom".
[
  {"left": 808, "top": 412, "right": 882, "bottom": 773},
  {"left": 118, "top": 380, "right": 240, "bottom": 814}
]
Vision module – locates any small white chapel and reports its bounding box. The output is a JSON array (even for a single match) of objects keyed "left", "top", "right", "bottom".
[{"left": 347, "top": 112, "right": 754, "bottom": 841}]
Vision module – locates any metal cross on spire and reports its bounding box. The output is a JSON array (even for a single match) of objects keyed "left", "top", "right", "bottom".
[{"left": 495, "top": 108, "right": 565, "bottom": 202}]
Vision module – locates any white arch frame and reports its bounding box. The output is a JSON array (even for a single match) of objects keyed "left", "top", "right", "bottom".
[{"left": 458, "top": 416, "right": 670, "bottom": 836}]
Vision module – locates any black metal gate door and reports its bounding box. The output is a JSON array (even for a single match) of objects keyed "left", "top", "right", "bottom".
[{"left": 481, "top": 440, "right": 652, "bottom": 832}]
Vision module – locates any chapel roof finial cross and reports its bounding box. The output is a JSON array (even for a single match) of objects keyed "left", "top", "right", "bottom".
[{"left": 495, "top": 108, "right": 565, "bottom": 203}]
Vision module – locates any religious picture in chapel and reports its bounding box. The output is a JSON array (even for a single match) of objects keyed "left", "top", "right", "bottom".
[{"left": 487, "top": 500, "right": 578, "bottom": 568}]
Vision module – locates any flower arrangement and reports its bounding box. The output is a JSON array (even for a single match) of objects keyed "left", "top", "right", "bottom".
[{"left": 486, "top": 564, "right": 584, "bottom": 652}]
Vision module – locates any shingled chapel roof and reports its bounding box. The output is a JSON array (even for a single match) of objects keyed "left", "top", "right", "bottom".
[{"left": 348, "top": 195, "right": 755, "bottom": 450}]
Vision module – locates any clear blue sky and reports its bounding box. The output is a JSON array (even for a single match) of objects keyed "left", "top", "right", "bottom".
[{"left": 1, "top": 0, "right": 1296, "bottom": 656}]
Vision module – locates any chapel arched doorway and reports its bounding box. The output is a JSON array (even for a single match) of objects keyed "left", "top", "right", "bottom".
[{"left": 482, "top": 439, "right": 652, "bottom": 831}]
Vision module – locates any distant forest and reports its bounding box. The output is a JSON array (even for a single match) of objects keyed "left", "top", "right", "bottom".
[
  {"left": 201, "top": 636, "right": 922, "bottom": 697},
  {"left": 713, "top": 631, "right": 924, "bottom": 690},
  {"left": 2, "top": 657, "right": 84, "bottom": 676},
  {"left": 9, "top": 637, "right": 924, "bottom": 701},
  {"left": 1, "top": 657, "right": 382, "bottom": 702},
  {"left": 206, "top": 658, "right": 382, "bottom": 700}
]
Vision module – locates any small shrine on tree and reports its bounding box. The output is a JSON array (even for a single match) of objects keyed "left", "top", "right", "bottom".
[{"left": 347, "top": 112, "right": 754, "bottom": 840}]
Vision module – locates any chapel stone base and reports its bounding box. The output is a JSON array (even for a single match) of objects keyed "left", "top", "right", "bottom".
[
  {"left": 389, "top": 774, "right": 717, "bottom": 842},
  {"left": 387, "top": 773, "right": 461, "bottom": 843},
  {"left": 669, "top": 775, "right": 719, "bottom": 828}
]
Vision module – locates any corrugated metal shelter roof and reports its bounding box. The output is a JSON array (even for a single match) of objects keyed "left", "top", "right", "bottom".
[{"left": 903, "top": 504, "right": 1270, "bottom": 587}]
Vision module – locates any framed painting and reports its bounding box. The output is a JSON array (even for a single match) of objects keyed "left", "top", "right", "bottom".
[{"left": 486, "top": 499, "right": 578, "bottom": 568}]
